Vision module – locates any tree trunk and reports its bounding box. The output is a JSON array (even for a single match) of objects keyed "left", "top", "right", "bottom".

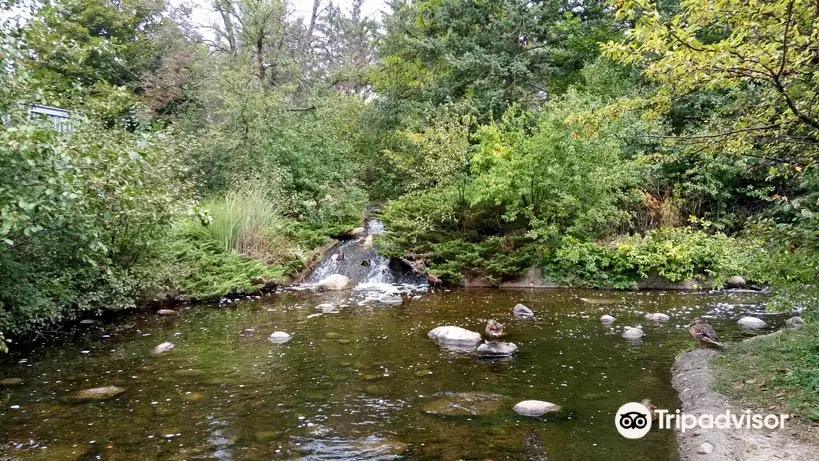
[
  {"left": 304, "top": 0, "right": 321, "bottom": 52},
  {"left": 216, "top": 0, "right": 237, "bottom": 54}
]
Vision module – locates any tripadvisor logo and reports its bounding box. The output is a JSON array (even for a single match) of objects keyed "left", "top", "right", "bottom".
[
  {"left": 615, "top": 402, "right": 653, "bottom": 439},
  {"left": 615, "top": 402, "right": 790, "bottom": 439}
]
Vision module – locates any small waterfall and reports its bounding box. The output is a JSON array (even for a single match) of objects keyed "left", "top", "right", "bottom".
[{"left": 305, "top": 219, "right": 427, "bottom": 295}]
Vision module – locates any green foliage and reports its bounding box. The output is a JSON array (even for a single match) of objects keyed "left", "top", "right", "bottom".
[
  {"left": 377, "top": 0, "right": 619, "bottom": 118},
  {"left": 0, "top": 111, "right": 188, "bottom": 337},
  {"left": 188, "top": 183, "right": 292, "bottom": 262},
  {"left": 21, "top": 0, "right": 175, "bottom": 101},
  {"left": 543, "top": 228, "right": 764, "bottom": 288}
]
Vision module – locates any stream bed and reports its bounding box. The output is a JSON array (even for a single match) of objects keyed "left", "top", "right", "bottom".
[{"left": 0, "top": 287, "right": 780, "bottom": 460}]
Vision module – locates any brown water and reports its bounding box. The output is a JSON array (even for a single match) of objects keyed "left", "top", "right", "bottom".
[{"left": 0, "top": 288, "right": 779, "bottom": 460}]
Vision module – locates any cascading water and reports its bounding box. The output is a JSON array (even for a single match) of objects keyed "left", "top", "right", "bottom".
[{"left": 305, "top": 218, "right": 427, "bottom": 304}]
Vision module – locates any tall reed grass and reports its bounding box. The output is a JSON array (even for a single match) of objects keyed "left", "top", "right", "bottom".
[{"left": 187, "top": 184, "right": 294, "bottom": 262}]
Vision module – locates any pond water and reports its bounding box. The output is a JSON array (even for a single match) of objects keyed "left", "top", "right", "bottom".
[{"left": 0, "top": 287, "right": 780, "bottom": 460}]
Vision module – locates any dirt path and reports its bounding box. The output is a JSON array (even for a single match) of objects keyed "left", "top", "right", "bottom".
[{"left": 672, "top": 348, "right": 817, "bottom": 461}]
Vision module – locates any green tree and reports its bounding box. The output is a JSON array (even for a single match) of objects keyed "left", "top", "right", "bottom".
[
  {"left": 21, "top": 0, "right": 170, "bottom": 98},
  {"left": 376, "top": 0, "right": 619, "bottom": 119},
  {"left": 603, "top": 0, "right": 819, "bottom": 168}
]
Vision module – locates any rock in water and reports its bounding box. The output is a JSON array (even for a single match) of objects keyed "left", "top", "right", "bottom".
[
  {"left": 349, "top": 227, "right": 366, "bottom": 238},
  {"left": 268, "top": 331, "right": 292, "bottom": 344},
  {"left": 421, "top": 392, "right": 504, "bottom": 416},
  {"left": 645, "top": 313, "right": 670, "bottom": 322},
  {"left": 152, "top": 342, "right": 175, "bottom": 354},
  {"left": 79, "top": 319, "right": 97, "bottom": 325},
  {"left": 427, "top": 326, "right": 483, "bottom": 349},
  {"left": 157, "top": 309, "right": 176, "bottom": 316},
  {"left": 737, "top": 317, "right": 767, "bottom": 329},
  {"left": 725, "top": 275, "right": 746, "bottom": 288},
  {"left": 512, "top": 303, "right": 534, "bottom": 318},
  {"left": 69, "top": 386, "right": 126, "bottom": 402},
  {"left": 315, "top": 303, "right": 336, "bottom": 313},
  {"left": 622, "top": 327, "right": 644, "bottom": 340},
  {"left": 600, "top": 315, "right": 616, "bottom": 323},
  {"left": 476, "top": 341, "right": 518, "bottom": 358},
  {"left": 315, "top": 274, "right": 354, "bottom": 291},
  {"left": 785, "top": 316, "right": 805, "bottom": 329},
  {"left": 513, "top": 400, "right": 561, "bottom": 417},
  {"left": 378, "top": 293, "right": 403, "bottom": 305},
  {"left": 0, "top": 378, "right": 23, "bottom": 386}
]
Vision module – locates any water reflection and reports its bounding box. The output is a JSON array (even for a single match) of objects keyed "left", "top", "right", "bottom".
[{"left": 0, "top": 288, "right": 781, "bottom": 460}]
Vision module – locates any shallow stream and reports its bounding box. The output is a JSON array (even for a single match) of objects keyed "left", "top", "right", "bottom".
[{"left": 0, "top": 288, "right": 779, "bottom": 460}]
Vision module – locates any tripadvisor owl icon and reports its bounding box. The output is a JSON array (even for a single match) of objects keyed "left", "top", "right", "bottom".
[{"left": 615, "top": 402, "right": 652, "bottom": 439}]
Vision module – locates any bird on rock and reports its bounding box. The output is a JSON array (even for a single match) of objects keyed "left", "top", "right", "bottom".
[
  {"left": 485, "top": 319, "right": 505, "bottom": 340},
  {"left": 688, "top": 318, "right": 724, "bottom": 347}
]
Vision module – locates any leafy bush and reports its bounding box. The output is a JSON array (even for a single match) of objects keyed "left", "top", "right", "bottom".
[
  {"left": 543, "top": 228, "right": 763, "bottom": 288},
  {"left": 0, "top": 113, "right": 188, "bottom": 339}
]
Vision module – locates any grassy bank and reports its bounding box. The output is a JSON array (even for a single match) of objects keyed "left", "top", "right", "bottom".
[{"left": 712, "top": 322, "right": 819, "bottom": 444}]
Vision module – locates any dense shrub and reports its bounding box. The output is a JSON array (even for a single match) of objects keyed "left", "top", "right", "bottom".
[{"left": 0, "top": 114, "right": 188, "bottom": 341}]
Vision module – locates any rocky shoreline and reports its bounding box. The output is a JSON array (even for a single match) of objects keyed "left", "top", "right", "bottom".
[{"left": 671, "top": 348, "right": 815, "bottom": 460}]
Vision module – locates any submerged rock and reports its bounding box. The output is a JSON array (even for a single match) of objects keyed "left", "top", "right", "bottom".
[
  {"left": 315, "top": 274, "right": 355, "bottom": 291},
  {"left": 315, "top": 303, "right": 336, "bottom": 313},
  {"left": 600, "top": 315, "right": 616, "bottom": 323},
  {"left": 157, "top": 309, "right": 176, "bottom": 316},
  {"left": 378, "top": 293, "right": 403, "bottom": 305},
  {"left": 738, "top": 317, "right": 767, "bottom": 329},
  {"left": 152, "top": 342, "right": 175, "bottom": 354},
  {"left": 513, "top": 400, "right": 561, "bottom": 417},
  {"left": 645, "top": 313, "right": 670, "bottom": 322},
  {"left": 785, "top": 316, "right": 805, "bottom": 329},
  {"left": 476, "top": 341, "right": 518, "bottom": 358},
  {"left": 68, "top": 385, "right": 126, "bottom": 402},
  {"left": 622, "top": 327, "right": 644, "bottom": 340},
  {"left": 79, "top": 319, "right": 97, "bottom": 325},
  {"left": 725, "top": 275, "right": 746, "bottom": 289},
  {"left": 579, "top": 297, "right": 621, "bottom": 305},
  {"left": 0, "top": 377, "right": 23, "bottom": 386},
  {"left": 421, "top": 392, "right": 504, "bottom": 416},
  {"left": 512, "top": 303, "right": 534, "bottom": 318},
  {"left": 268, "top": 331, "right": 292, "bottom": 344},
  {"left": 427, "top": 326, "right": 483, "bottom": 349}
]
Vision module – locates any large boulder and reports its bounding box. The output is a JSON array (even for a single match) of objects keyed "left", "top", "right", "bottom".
[
  {"left": 738, "top": 316, "right": 767, "bottom": 329},
  {"left": 513, "top": 400, "right": 561, "bottom": 417},
  {"left": 427, "top": 326, "right": 483, "bottom": 349},
  {"left": 476, "top": 341, "right": 518, "bottom": 358},
  {"left": 315, "top": 274, "right": 355, "bottom": 291},
  {"left": 512, "top": 304, "right": 534, "bottom": 318}
]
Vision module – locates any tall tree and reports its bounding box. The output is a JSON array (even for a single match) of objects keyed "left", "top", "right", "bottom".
[
  {"left": 311, "top": 0, "right": 380, "bottom": 92},
  {"left": 22, "top": 0, "right": 170, "bottom": 97},
  {"left": 376, "top": 0, "right": 619, "bottom": 119}
]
